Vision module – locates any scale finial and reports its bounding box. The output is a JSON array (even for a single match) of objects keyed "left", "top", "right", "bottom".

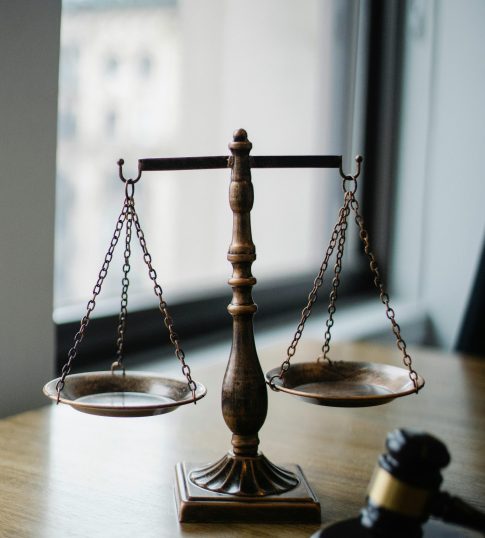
[{"left": 233, "top": 128, "right": 248, "bottom": 142}]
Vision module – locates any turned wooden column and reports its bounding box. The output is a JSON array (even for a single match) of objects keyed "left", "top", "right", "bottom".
[
  {"left": 223, "top": 128, "right": 266, "bottom": 456},
  {"left": 189, "top": 129, "right": 298, "bottom": 496}
]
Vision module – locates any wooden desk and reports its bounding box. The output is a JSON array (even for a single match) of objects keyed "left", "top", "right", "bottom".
[{"left": 0, "top": 341, "right": 484, "bottom": 537}]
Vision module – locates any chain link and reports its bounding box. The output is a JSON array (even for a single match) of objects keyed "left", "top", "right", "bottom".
[
  {"left": 130, "top": 202, "right": 198, "bottom": 400},
  {"left": 348, "top": 194, "right": 420, "bottom": 391},
  {"left": 56, "top": 200, "right": 130, "bottom": 402}
]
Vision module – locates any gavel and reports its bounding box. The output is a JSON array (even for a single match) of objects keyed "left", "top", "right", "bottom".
[{"left": 313, "top": 429, "right": 485, "bottom": 537}]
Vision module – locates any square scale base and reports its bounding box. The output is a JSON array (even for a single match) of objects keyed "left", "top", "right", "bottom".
[{"left": 174, "top": 461, "right": 321, "bottom": 523}]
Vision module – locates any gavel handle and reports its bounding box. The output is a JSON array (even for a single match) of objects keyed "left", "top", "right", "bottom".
[{"left": 432, "top": 491, "right": 485, "bottom": 533}]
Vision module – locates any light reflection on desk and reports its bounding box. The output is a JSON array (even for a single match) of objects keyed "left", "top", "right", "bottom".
[{"left": 0, "top": 341, "right": 483, "bottom": 538}]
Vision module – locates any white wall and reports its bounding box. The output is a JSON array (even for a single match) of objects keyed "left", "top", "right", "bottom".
[
  {"left": 0, "top": 0, "right": 60, "bottom": 417},
  {"left": 392, "top": 0, "right": 485, "bottom": 350}
]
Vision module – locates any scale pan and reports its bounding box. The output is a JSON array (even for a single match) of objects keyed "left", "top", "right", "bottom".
[
  {"left": 43, "top": 371, "right": 206, "bottom": 417},
  {"left": 266, "top": 361, "right": 424, "bottom": 408}
]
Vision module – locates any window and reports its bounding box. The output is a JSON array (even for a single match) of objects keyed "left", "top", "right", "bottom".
[
  {"left": 104, "top": 55, "right": 119, "bottom": 76},
  {"left": 55, "top": 0, "right": 382, "bottom": 368},
  {"left": 138, "top": 54, "right": 152, "bottom": 77}
]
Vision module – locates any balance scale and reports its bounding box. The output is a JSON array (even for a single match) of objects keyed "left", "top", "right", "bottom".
[{"left": 44, "top": 128, "right": 424, "bottom": 523}]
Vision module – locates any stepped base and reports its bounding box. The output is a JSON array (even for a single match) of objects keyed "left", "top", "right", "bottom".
[{"left": 175, "top": 460, "right": 321, "bottom": 523}]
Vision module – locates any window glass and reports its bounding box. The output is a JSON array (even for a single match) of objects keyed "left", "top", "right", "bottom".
[{"left": 55, "top": 0, "right": 364, "bottom": 323}]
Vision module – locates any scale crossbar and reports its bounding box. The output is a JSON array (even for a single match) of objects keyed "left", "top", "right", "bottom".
[{"left": 138, "top": 155, "right": 342, "bottom": 172}]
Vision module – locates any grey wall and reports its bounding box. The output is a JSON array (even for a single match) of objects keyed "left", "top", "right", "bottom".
[
  {"left": 0, "top": 0, "right": 61, "bottom": 417},
  {"left": 392, "top": 0, "right": 485, "bottom": 350}
]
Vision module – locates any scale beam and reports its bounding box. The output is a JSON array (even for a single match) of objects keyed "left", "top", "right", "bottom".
[{"left": 138, "top": 154, "right": 343, "bottom": 172}]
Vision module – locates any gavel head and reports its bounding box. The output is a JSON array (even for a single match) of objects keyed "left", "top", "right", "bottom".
[{"left": 361, "top": 428, "right": 451, "bottom": 537}]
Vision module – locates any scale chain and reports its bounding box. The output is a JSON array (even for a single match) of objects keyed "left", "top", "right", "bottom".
[
  {"left": 129, "top": 202, "right": 197, "bottom": 400},
  {"left": 272, "top": 192, "right": 354, "bottom": 385},
  {"left": 56, "top": 200, "right": 130, "bottom": 402},
  {"left": 348, "top": 193, "right": 420, "bottom": 390},
  {"left": 113, "top": 199, "right": 134, "bottom": 373},
  {"left": 56, "top": 181, "right": 197, "bottom": 404},
  {"left": 320, "top": 192, "right": 352, "bottom": 362},
  {"left": 271, "top": 168, "right": 419, "bottom": 393}
]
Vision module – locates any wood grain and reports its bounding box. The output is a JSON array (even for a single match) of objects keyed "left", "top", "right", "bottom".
[{"left": 0, "top": 341, "right": 483, "bottom": 537}]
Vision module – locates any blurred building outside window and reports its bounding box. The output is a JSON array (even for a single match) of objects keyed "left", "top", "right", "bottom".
[{"left": 54, "top": 0, "right": 366, "bottom": 324}]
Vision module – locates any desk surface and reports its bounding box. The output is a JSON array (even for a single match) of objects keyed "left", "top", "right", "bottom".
[{"left": 1, "top": 341, "right": 484, "bottom": 537}]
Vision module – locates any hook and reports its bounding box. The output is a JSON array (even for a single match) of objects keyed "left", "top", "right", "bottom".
[
  {"left": 339, "top": 154, "right": 363, "bottom": 181},
  {"left": 117, "top": 158, "right": 142, "bottom": 184},
  {"left": 267, "top": 374, "right": 283, "bottom": 392},
  {"left": 111, "top": 360, "right": 126, "bottom": 375}
]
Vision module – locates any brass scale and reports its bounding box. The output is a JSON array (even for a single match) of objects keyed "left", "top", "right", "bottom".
[{"left": 44, "top": 129, "right": 424, "bottom": 523}]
